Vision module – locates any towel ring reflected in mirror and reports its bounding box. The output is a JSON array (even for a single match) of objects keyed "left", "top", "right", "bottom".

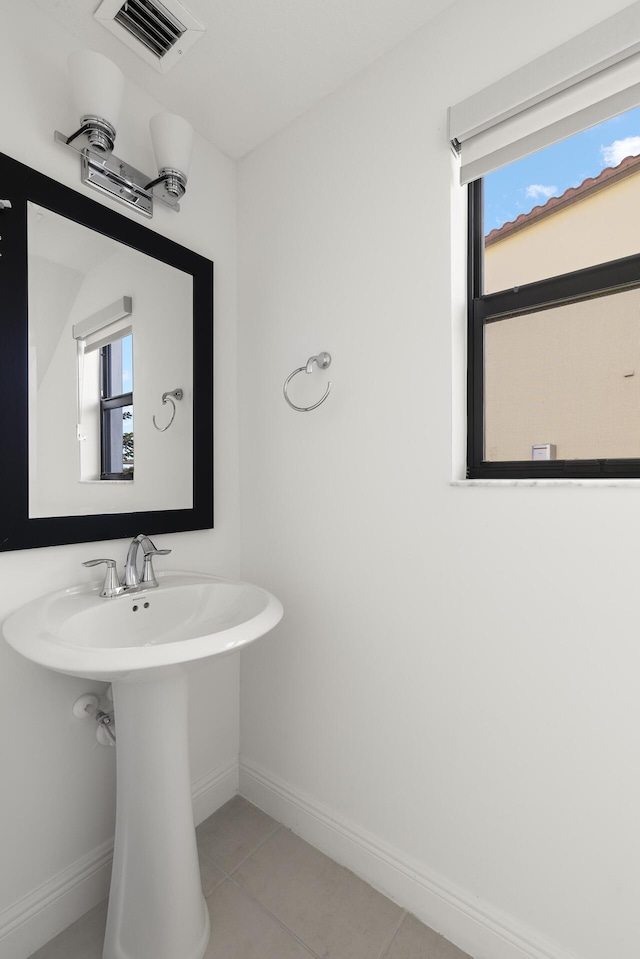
[
  {"left": 283, "top": 352, "right": 332, "bottom": 412},
  {"left": 153, "top": 388, "right": 183, "bottom": 432}
]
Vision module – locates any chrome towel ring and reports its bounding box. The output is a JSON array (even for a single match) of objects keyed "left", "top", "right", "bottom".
[
  {"left": 283, "top": 352, "right": 332, "bottom": 412},
  {"left": 153, "top": 388, "right": 183, "bottom": 432}
]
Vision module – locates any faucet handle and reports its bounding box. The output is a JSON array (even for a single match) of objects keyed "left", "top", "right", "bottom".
[
  {"left": 141, "top": 548, "right": 171, "bottom": 586},
  {"left": 138, "top": 535, "right": 171, "bottom": 557},
  {"left": 82, "top": 558, "right": 122, "bottom": 598}
]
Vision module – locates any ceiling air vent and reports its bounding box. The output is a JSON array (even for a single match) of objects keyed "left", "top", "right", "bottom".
[
  {"left": 95, "top": 0, "right": 205, "bottom": 74},
  {"left": 116, "top": 0, "right": 185, "bottom": 58}
]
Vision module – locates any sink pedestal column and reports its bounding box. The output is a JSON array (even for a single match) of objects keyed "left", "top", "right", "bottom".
[{"left": 103, "top": 670, "right": 210, "bottom": 959}]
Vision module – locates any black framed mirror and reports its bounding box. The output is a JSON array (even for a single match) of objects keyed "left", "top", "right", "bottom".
[{"left": 0, "top": 150, "right": 213, "bottom": 551}]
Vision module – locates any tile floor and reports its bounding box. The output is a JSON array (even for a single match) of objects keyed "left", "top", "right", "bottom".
[{"left": 30, "top": 796, "right": 472, "bottom": 959}]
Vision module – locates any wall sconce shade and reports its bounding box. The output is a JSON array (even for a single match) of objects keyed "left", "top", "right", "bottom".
[
  {"left": 56, "top": 51, "right": 193, "bottom": 217},
  {"left": 67, "top": 50, "right": 124, "bottom": 154},
  {"left": 148, "top": 112, "right": 194, "bottom": 201},
  {"left": 150, "top": 112, "right": 193, "bottom": 177}
]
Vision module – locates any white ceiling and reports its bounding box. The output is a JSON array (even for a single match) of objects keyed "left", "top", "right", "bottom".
[{"left": 30, "top": 0, "right": 458, "bottom": 158}]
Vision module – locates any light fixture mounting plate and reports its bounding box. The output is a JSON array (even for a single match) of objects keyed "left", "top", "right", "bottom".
[
  {"left": 55, "top": 131, "right": 156, "bottom": 216},
  {"left": 81, "top": 153, "right": 154, "bottom": 218},
  {"left": 55, "top": 131, "right": 183, "bottom": 217}
]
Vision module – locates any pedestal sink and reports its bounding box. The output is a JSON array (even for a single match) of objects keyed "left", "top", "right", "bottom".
[{"left": 3, "top": 570, "right": 283, "bottom": 959}]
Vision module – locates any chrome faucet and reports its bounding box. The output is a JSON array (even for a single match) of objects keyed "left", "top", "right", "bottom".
[
  {"left": 123, "top": 534, "right": 171, "bottom": 589},
  {"left": 83, "top": 534, "right": 171, "bottom": 598}
]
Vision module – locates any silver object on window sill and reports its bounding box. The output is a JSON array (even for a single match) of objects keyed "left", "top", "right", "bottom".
[
  {"left": 153, "top": 388, "right": 183, "bottom": 431},
  {"left": 283, "top": 352, "right": 332, "bottom": 412}
]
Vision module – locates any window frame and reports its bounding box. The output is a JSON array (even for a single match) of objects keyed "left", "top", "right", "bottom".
[{"left": 467, "top": 177, "right": 640, "bottom": 479}]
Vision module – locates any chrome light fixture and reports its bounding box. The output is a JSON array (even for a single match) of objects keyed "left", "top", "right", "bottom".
[{"left": 55, "top": 50, "right": 193, "bottom": 218}]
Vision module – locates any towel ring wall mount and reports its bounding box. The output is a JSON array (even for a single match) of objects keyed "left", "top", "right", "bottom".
[{"left": 283, "top": 352, "right": 332, "bottom": 412}]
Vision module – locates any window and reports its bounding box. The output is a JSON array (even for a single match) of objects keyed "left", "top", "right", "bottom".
[
  {"left": 449, "top": 2, "right": 640, "bottom": 478},
  {"left": 467, "top": 110, "right": 640, "bottom": 478},
  {"left": 100, "top": 333, "right": 134, "bottom": 480}
]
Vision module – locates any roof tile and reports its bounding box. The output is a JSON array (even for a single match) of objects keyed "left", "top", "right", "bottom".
[{"left": 485, "top": 153, "right": 640, "bottom": 245}]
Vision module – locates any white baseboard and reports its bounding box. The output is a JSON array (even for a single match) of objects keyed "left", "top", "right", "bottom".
[
  {"left": 0, "top": 839, "right": 113, "bottom": 959},
  {"left": 239, "top": 757, "right": 583, "bottom": 959},
  {"left": 0, "top": 757, "right": 239, "bottom": 959},
  {"left": 192, "top": 756, "right": 239, "bottom": 826}
]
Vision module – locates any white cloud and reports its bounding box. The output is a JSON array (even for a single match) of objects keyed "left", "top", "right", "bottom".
[
  {"left": 525, "top": 183, "right": 558, "bottom": 201},
  {"left": 601, "top": 136, "right": 640, "bottom": 167}
]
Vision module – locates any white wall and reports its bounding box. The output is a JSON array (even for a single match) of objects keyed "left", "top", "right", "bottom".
[
  {"left": 0, "top": 7, "right": 240, "bottom": 958},
  {"left": 237, "top": 3, "right": 640, "bottom": 959}
]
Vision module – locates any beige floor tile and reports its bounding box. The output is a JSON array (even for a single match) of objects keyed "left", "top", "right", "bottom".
[
  {"left": 233, "top": 828, "right": 403, "bottom": 959},
  {"left": 200, "top": 851, "right": 226, "bottom": 896},
  {"left": 196, "top": 796, "right": 281, "bottom": 874},
  {"left": 204, "top": 880, "right": 314, "bottom": 958},
  {"left": 383, "top": 914, "right": 472, "bottom": 959},
  {"left": 28, "top": 899, "right": 107, "bottom": 959}
]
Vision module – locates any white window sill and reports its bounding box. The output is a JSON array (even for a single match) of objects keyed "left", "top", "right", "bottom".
[
  {"left": 451, "top": 479, "right": 640, "bottom": 488},
  {"left": 79, "top": 480, "right": 133, "bottom": 485}
]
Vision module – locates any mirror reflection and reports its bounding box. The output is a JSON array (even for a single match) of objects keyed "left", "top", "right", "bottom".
[{"left": 27, "top": 203, "right": 193, "bottom": 518}]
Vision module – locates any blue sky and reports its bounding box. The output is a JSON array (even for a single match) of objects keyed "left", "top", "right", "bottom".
[
  {"left": 484, "top": 105, "right": 640, "bottom": 235},
  {"left": 122, "top": 333, "right": 133, "bottom": 391}
]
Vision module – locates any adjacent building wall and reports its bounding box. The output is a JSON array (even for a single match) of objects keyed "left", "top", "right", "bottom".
[
  {"left": 237, "top": 2, "right": 640, "bottom": 959},
  {"left": 484, "top": 164, "right": 640, "bottom": 461},
  {"left": 484, "top": 289, "right": 640, "bottom": 461},
  {"left": 0, "top": 7, "right": 240, "bottom": 958},
  {"left": 485, "top": 163, "right": 640, "bottom": 293}
]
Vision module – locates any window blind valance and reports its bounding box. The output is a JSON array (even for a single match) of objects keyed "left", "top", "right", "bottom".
[
  {"left": 73, "top": 295, "right": 133, "bottom": 353},
  {"left": 449, "top": 1, "right": 640, "bottom": 185}
]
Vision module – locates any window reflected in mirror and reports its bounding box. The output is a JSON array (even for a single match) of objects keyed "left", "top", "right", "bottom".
[{"left": 101, "top": 332, "right": 134, "bottom": 480}]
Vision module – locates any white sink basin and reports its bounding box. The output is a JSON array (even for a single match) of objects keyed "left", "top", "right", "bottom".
[
  {"left": 3, "top": 569, "right": 283, "bottom": 959},
  {"left": 3, "top": 570, "right": 283, "bottom": 681}
]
